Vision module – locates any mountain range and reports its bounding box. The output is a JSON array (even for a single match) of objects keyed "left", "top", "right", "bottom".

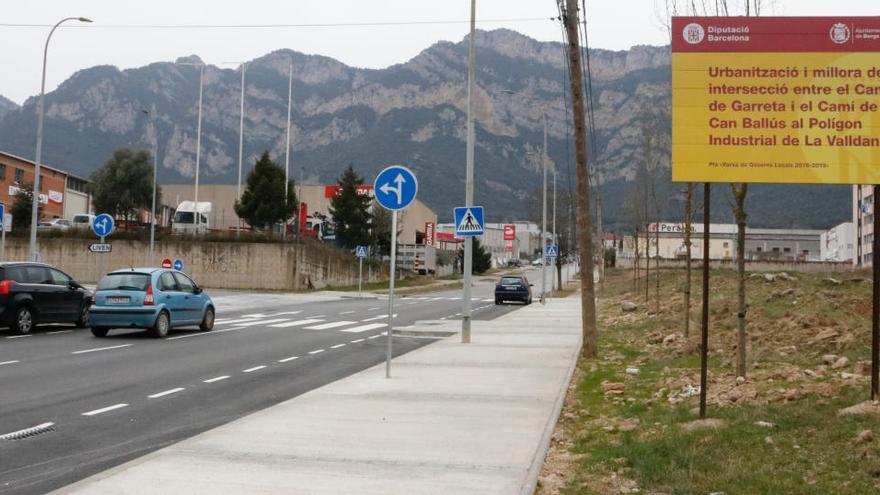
[{"left": 0, "top": 29, "right": 850, "bottom": 230}]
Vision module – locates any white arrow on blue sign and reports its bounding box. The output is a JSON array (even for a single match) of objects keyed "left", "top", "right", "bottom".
[
  {"left": 373, "top": 165, "right": 418, "bottom": 211},
  {"left": 173, "top": 259, "right": 184, "bottom": 271},
  {"left": 92, "top": 214, "right": 115, "bottom": 238},
  {"left": 545, "top": 245, "right": 559, "bottom": 259},
  {"left": 355, "top": 246, "right": 368, "bottom": 259},
  {"left": 454, "top": 206, "right": 484, "bottom": 236}
]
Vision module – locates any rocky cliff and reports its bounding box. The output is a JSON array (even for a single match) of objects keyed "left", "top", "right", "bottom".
[{"left": 0, "top": 29, "right": 848, "bottom": 229}]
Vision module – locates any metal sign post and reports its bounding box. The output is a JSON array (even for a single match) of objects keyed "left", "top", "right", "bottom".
[
  {"left": 699, "top": 184, "right": 710, "bottom": 418},
  {"left": 356, "top": 245, "right": 368, "bottom": 298},
  {"left": 454, "top": 206, "right": 484, "bottom": 344},
  {"left": 873, "top": 185, "right": 880, "bottom": 401},
  {"left": 92, "top": 214, "right": 115, "bottom": 284},
  {"left": 0, "top": 204, "right": 5, "bottom": 262},
  {"left": 385, "top": 211, "right": 398, "bottom": 378},
  {"left": 373, "top": 165, "right": 418, "bottom": 379}
]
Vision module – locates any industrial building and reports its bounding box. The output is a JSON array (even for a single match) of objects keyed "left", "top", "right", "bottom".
[
  {"left": 620, "top": 222, "right": 823, "bottom": 261},
  {"left": 0, "top": 150, "right": 91, "bottom": 222}
]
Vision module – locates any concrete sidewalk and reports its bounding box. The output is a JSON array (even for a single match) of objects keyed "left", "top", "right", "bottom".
[{"left": 57, "top": 297, "right": 583, "bottom": 495}]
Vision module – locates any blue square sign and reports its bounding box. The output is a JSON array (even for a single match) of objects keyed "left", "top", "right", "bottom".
[
  {"left": 453, "top": 206, "right": 484, "bottom": 236},
  {"left": 545, "top": 245, "right": 559, "bottom": 259},
  {"left": 355, "top": 245, "right": 368, "bottom": 259}
]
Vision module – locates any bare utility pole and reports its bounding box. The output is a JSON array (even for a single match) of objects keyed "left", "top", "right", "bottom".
[{"left": 562, "top": 0, "right": 598, "bottom": 358}]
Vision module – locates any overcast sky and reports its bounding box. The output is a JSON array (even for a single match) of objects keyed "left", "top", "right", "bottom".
[{"left": 0, "top": 0, "right": 876, "bottom": 104}]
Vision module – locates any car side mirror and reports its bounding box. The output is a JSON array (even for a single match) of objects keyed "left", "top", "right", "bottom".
[
  {"left": 69, "top": 281, "right": 79, "bottom": 289},
  {"left": 194, "top": 286, "right": 202, "bottom": 294},
  {"left": 529, "top": 283, "right": 534, "bottom": 287}
]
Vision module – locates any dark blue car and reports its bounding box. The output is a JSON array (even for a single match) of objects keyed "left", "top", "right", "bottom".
[
  {"left": 89, "top": 268, "right": 214, "bottom": 338},
  {"left": 494, "top": 275, "right": 533, "bottom": 305}
]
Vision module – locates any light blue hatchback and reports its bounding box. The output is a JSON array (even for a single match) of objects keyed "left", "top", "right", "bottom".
[{"left": 89, "top": 268, "right": 215, "bottom": 338}]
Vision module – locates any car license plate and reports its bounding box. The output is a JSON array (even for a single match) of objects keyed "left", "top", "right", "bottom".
[
  {"left": 505, "top": 286, "right": 518, "bottom": 290},
  {"left": 106, "top": 296, "right": 130, "bottom": 305}
]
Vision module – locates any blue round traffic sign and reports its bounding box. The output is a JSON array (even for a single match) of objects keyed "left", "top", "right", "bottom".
[
  {"left": 373, "top": 165, "right": 418, "bottom": 211},
  {"left": 92, "top": 214, "right": 115, "bottom": 237},
  {"left": 173, "top": 259, "right": 184, "bottom": 271}
]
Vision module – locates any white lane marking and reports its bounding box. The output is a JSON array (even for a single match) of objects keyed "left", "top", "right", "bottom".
[
  {"left": 308, "top": 349, "right": 325, "bottom": 355},
  {"left": 148, "top": 387, "right": 185, "bottom": 399},
  {"left": 269, "top": 319, "right": 324, "bottom": 328},
  {"left": 367, "top": 334, "right": 382, "bottom": 340},
  {"left": 350, "top": 338, "right": 365, "bottom": 343},
  {"left": 446, "top": 297, "right": 461, "bottom": 300},
  {"left": 82, "top": 403, "right": 128, "bottom": 416},
  {"left": 361, "top": 314, "right": 397, "bottom": 322},
  {"left": 0, "top": 422, "right": 55, "bottom": 441},
  {"left": 243, "top": 365, "right": 267, "bottom": 373},
  {"left": 278, "top": 356, "right": 299, "bottom": 363},
  {"left": 304, "top": 321, "right": 357, "bottom": 330},
  {"left": 367, "top": 307, "right": 381, "bottom": 311},
  {"left": 213, "top": 317, "right": 262, "bottom": 326},
  {"left": 440, "top": 316, "right": 447, "bottom": 320},
  {"left": 5, "top": 335, "right": 32, "bottom": 339},
  {"left": 407, "top": 301, "right": 419, "bottom": 305},
  {"left": 72, "top": 344, "right": 133, "bottom": 355},
  {"left": 482, "top": 298, "right": 494, "bottom": 302},
  {"left": 232, "top": 318, "right": 289, "bottom": 328},
  {"left": 330, "top": 343, "right": 346, "bottom": 349},
  {"left": 203, "top": 375, "right": 230, "bottom": 383},
  {"left": 48, "top": 329, "right": 73, "bottom": 335},
  {"left": 417, "top": 297, "right": 430, "bottom": 300},
  {"left": 240, "top": 311, "right": 302, "bottom": 319},
  {"left": 0, "top": 360, "right": 20, "bottom": 366},
  {"left": 341, "top": 323, "right": 388, "bottom": 334},
  {"left": 340, "top": 310, "right": 355, "bottom": 315}
]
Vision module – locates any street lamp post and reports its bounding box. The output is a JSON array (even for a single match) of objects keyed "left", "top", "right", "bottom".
[
  {"left": 461, "top": 0, "right": 476, "bottom": 344},
  {"left": 142, "top": 107, "right": 158, "bottom": 264},
  {"left": 499, "top": 89, "right": 549, "bottom": 301},
  {"left": 177, "top": 61, "right": 205, "bottom": 234},
  {"left": 284, "top": 61, "right": 293, "bottom": 239},
  {"left": 237, "top": 63, "right": 246, "bottom": 237},
  {"left": 31, "top": 16, "right": 92, "bottom": 261},
  {"left": 541, "top": 112, "right": 547, "bottom": 304}
]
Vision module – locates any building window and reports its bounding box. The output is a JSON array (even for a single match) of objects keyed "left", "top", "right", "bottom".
[
  {"left": 0, "top": 163, "right": 5, "bottom": 181},
  {"left": 802, "top": 250, "right": 809, "bottom": 255},
  {"left": 772, "top": 247, "right": 780, "bottom": 253},
  {"left": 67, "top": 176, "right": 88, "bottom": 193},
  {"left": 14, "top": 168, "right": 23, "bottom": 184},
  {"left": 756, "top": 247, "right": 762, "bottom": 252},
  {"left": 783, "top": 247, "right": 791, "bottom": 253},
  {"left": 723, "top": 242, "right": 729, "bottom": 248}
]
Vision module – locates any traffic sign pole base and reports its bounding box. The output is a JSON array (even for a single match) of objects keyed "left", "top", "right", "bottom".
[{"left": 461, "top": 315, "right": 471, "bottom": 343}]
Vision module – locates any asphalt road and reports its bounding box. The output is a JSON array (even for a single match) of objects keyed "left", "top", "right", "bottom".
[{"left": 0, "top": 268, "right": 544, "bottom": 495}]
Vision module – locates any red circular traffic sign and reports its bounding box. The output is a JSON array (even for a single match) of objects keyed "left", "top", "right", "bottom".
[{"left": 161, "top": 258, "right": 172, "bottom": 269}]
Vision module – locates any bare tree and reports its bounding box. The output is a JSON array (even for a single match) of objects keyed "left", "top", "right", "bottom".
[{"left": 683, "top": 183, "right": 694, "bottom": 338}]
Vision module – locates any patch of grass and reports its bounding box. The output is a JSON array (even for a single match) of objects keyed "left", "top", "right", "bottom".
[
  {"left": 553, "top": 267, "right": 880, "bottom": 495},
  {"left": 583, "top": 387, "right": 880, "bottom": 494}
]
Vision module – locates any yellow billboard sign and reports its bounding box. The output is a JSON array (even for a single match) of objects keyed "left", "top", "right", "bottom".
[{"left": 672, "top": 17, "right": 880, "bottom": 184}]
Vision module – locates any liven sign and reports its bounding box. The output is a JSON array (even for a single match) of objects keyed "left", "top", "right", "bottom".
[{"left": 672, "top": 16, "right": 880, "bottom": 184}]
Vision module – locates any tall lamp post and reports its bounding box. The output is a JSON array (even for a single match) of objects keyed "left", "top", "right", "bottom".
[
  {"left": 500, "top": 89, "right": 548, "bottom": 302},
  {"left": 142, "top": 107, "right": 159, "bottom": 263},
  {"left": 177, "top": 61, "right": 205, "bottom": 233},
  {"left": 31, "top": 16, "right": 92, "bottom": 261},
  {"left": 461, "top": 0, "right": 476, "bottom": 344}
]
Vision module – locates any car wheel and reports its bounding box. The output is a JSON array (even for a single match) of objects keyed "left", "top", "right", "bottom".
[
  {"left": 91, "top": 327, "right": 109, "bottom": 337},
  {"left": 75, "top": 304, "right": 91, "bottom": 328},
  {"left": 150, "top": 311, "right": 170, "bottom": 338},
  {"left": 12, "top": 306, "right": 34, "bottom": 335},
  {"left": 495, "top": 299, "right": 502, "bottom": 305},
  {"left": 200, "top": 307, "right": 215, "bottom": 332},
  {"left": 526, "top": 296, "right": 532, "bottom": 305}
]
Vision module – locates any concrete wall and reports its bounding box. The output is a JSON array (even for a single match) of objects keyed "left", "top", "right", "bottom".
[{"left": 6, "top": 237, "right": 384, "bottom": 290}]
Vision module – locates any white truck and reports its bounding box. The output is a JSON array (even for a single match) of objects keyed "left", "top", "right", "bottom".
[{"left": 172, "top": 201, "right": 212, "bottom": 234}]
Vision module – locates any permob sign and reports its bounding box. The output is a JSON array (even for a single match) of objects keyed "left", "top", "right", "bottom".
[{"left": 672, "top": 16, "right": 880, "bottom": 184}]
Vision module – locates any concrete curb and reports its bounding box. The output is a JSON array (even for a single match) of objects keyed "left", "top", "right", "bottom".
[{"left": 519, "top": 325, "right": 582, "bottom": 495}]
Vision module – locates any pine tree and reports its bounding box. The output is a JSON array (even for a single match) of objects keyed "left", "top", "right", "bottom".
[
  {"left": 329, "top": 165, "right": 372, "bottom": 249},
  {"left": 234, "top": 151, "right": 295, "bottom": 229},
  {"left": 472, "top": 237, "right": 493, "bottom": 274}
]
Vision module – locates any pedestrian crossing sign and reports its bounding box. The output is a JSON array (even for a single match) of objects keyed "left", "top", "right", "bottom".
[
  {"left": 454, "top": 206, "right": 484, "bottom": 236},
  {"left": 546, "top": 245, "right": 559, "bottom": 259},
  {"left": 355, "top": 245, "right": 368, "bottom": 259}
]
